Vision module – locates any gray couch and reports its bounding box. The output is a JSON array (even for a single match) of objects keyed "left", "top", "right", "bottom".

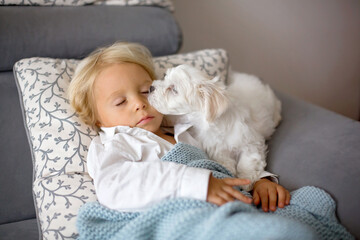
[{"left": 1, "top": 5, "right": 359, "bottom": 240}]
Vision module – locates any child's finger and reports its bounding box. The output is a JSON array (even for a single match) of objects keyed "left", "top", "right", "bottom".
[
  {"left": 253, "top": 191, "right": 260, "bottom": 205},
  {"left": 210, "top": 196, "right": 227, "bottom": 206},
  {"left": 260, "top": 192, "right": 269, "bottom": 212},
  {"left": 223, "top": 178, "right": 251, "bottom": 186},
  {"left": 223, "top": 185, "right": 252, "bottom": 204},
  {"left": 217, "top": 191, "right": 235, "bottom": 202},
  {"left": 269, "top": 188, "right": 277, "bottom": 212},
  {"left": 277, "top": 188, "right": 286, "bottom": 208}
]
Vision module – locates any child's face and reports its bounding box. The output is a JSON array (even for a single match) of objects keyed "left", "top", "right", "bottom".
[{"left": 93, "top": 63, "right": 164, "bottom": 134}]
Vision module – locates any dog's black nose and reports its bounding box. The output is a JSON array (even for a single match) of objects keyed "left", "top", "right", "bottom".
[{"left": 149, "top": 86, "right": 155, "bottom": 93}]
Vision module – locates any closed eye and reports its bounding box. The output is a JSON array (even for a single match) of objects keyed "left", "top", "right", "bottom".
[{"left": 115, "top": 100, "right": 126, "bottom": 106}]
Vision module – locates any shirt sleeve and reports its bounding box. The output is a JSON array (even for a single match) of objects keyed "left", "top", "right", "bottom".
[
  {"left": 87, "top": 137, "right": 211, "bottom": 212},
  {"left": 242, "top": 170, "right": 279, "bottom": 192},
  {"left": 259, "top": 170, "right": 279, "bottom": 184}
]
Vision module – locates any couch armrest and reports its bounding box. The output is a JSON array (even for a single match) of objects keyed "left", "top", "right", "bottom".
[{"left": 267, "top": 91, "right": 360, "bottom": 238}]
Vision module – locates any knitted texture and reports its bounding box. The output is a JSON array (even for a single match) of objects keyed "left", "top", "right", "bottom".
[
  {"left": 161, "top": 142, "right": 235, "bottom": 179},
  {"left": 77, "top": 142, "right": 354, "bottom": 240}
]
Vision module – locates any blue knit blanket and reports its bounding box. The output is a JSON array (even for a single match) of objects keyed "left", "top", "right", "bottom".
[{"left": 77, "top": 143, "right": 354, "bottom": 240}]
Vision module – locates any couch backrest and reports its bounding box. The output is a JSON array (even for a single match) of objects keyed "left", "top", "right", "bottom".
[{"left": 0, "top": 5, "right": 181, "bottom": 224}]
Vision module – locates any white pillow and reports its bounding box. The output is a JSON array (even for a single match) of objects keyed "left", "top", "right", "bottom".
[
  {"left": 1, "top": 0, "right": 174, "bottom": 10},
  {"left": 14, "top": 48, "right": 229, "bottom": 239}
]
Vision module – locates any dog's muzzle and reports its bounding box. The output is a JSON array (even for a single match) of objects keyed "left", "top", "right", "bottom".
[{"left": 149, "top": 85, "right": 155, "bottom": 93}]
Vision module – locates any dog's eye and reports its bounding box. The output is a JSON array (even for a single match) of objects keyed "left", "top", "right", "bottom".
[{"left": 167, "top": 85, "right": 178, "bottom": 95}]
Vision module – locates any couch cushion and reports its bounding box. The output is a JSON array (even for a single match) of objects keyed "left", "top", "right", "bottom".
[
  {"left": 13, "top": 49, "right": 229, "bottom": 239},
  {"left": 267, "top": 91, "right": 360, "bottom": 238},
  {"left": 0, "top": 5, "right": 181, "bottom": 71},
  {"left": 0, "top": 72, "right": 36, "bottom": 224},
  {"left": 0, "top": 218, "right": 39, "bottom": 240}
]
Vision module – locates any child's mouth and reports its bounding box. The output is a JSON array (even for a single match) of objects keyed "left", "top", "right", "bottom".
[{"left": 136, "top": 116, "right": 154, "bottom": 126}]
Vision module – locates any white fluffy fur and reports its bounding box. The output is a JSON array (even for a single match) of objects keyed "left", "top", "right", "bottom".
[{"left": 148, "top": 64, "right": 282, "bottom": 191}]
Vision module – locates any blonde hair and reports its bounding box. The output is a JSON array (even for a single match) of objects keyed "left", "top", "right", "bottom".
[{"left": 68, "top": 42, "right": 156, "bottom": 131}]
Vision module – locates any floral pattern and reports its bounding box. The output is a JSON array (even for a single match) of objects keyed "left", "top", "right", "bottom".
[
  {"left": 13, "top": 48, "right": 228, "bottom": 239},
  {"left": 154, "top": 49, "right": 229, "bottom": 83}
]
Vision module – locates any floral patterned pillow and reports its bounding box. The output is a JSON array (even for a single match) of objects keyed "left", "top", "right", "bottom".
[
  {"left": 1, "top": 0, "right": 174, "bottom": 11},
  {"left": 13, "top": 48, "right": 228, "bottom": 239}
]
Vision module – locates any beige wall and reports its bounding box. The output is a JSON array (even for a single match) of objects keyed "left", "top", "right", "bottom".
[{"left": 173, "top": 0, "right": 360, "bottom": 120}]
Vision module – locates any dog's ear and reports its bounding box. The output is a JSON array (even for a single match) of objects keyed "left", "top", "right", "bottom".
[{"left": 198, "top": 77, "right": 229, "bottom": 122}]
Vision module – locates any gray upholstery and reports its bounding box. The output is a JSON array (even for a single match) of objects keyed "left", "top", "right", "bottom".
[
  {"left": 0, "top": 219, "right": 39, "bottom": 240},
  {"left": 1, "top": 4, "right": 359, "bottom": 240},
  {"left": 0, "top": 71, "right": 35, "bottom": 224},
  {"left": 268, "top": 92, "right": 360, "bottom": 238},
  {"left": 0, "top": 5, "right": 181, "bottom": 239},
  {"left": 0, "top": 6, "right": 181, "bottom": 71}
]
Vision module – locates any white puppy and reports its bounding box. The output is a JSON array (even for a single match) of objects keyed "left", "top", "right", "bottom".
[{"left": 148, "top": 64, "right": 282, "bottom": 191}]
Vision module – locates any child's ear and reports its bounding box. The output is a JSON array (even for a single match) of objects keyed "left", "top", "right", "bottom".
[{"left": 95, "top": 121, "right": 101, "bottom": 127}]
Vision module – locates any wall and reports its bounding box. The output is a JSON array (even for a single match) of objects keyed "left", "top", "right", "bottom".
[{"left": 172, "top": 0, "right": 360, "bottom": 120}]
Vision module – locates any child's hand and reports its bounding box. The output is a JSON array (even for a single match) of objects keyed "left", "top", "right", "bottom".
[
  {"left": 207, "top": 174, "right": 253, "bottom": 206},
  {"left": 252, "top": 178, "right": 291, "bottom": 212}
]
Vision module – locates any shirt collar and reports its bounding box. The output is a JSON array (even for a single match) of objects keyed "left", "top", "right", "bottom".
[
  {"left": 98, "top": 119, "right": 193, "bottom": 144},
  {"left": 99, "top": 125, "right": 130, "bottom": 143}
]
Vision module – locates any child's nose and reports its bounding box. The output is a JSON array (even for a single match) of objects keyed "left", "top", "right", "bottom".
[
  {"left": 135, "top": 98, "right": 147, "bottom": 111},
  {"left": 136, "top": 103, "right": 146, "bottom": 111}
]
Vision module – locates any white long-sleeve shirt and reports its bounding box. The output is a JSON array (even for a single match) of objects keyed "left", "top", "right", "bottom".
[
  {"left": 87, "top": 122, "right": 211, "bottom": 212},
  {"left": 87, "top": 121, "right": 277, "bottom": 212}
]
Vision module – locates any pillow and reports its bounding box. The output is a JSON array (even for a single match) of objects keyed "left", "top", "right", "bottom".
[
  {"left": 1, "top": 0, "right": 174, "bottom": 10},
  {"left": 14, "top": 48, "right": 229, "bottom": 239},
  {"left": 153, "top": 49, "right": 229, "bottom": 83}
]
